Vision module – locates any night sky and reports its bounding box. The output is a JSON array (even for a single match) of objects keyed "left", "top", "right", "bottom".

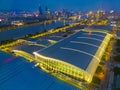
[{"left": 0, "top": 0, "right": 120, "bottom": 11}]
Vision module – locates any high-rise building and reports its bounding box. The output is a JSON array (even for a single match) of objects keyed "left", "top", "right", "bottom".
[
  {"left": 45, "top": 7, "right": 49, "bottom": 12},
  {"left": 96, "top": 7, "right": 104, "bottom": 21},
  {"left": 45, "top": 6, "right": 51, "bottom": 19},
  {"left": 39, "top": 5, "right": 43, "bottom": 16}
]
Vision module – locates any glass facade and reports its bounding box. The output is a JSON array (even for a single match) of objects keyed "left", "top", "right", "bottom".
[{"left": 35, "top": 55, "right": 90, "bottom": 82}]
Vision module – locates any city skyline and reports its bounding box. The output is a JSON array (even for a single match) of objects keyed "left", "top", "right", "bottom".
[
  {"left": 0, "top": 0, "right": 120, "bottom": 12},
  {"left": 0, "top": 0, "right": 120, "bottom": 90}
]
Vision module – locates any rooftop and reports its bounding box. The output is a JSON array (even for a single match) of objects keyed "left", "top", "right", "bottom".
[
  {"left": 0, "top": 51, "right": 79, "bottom": 90},
  {"left": 37, "top": 30, "right": 106, "bottom": 70},
  {"left": 87, "top": 25, "right": 113, "bottom": 32}
]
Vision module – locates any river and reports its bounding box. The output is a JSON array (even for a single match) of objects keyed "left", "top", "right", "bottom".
[{"left": 0, "top": 21, "right": 65, "bottom": 42}]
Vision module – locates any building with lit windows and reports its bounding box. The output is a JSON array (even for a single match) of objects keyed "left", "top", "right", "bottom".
[{"left": 34, "top": 30, "right": 112, "bottom": 83}]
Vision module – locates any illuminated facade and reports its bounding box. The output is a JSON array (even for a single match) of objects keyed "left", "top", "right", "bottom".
[{"left": 34, "top": 30, "right": 112, "bottom": 83}]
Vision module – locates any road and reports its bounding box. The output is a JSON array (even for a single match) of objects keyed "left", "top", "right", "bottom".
[{"left": 100, "top": 40, "right": 116, "bottom": 90}]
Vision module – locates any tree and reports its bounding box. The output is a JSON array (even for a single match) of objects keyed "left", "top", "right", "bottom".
[{"left": 113, "top": 67, "right": 120, "bottom": 75}]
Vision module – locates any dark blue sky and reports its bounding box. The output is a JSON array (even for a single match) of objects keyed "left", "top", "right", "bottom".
[{"left": 0, "top": 0, "right": 120, "bottom": 11}]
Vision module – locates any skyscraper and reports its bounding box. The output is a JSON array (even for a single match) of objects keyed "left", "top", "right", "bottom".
[
  {"left": 39, "top": 5, "right": 43, "bottom": 16},
  {"left": 96, "top": 7, "right": 103, "bottom": 21},
  {"left": 45, "top": 6, "right": 51, "bottom": 19}
]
